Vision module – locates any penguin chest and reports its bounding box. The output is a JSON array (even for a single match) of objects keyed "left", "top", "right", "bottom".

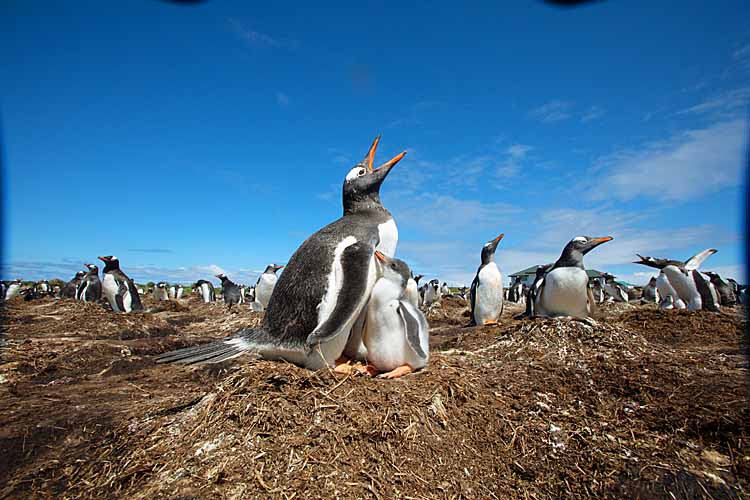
[
  {"left": 6, "top": 284, "right": 20, "bottom": 300},
  {"left": 538, "top": 268, "right": 589, "bottom": 317},
  {"left": 102, "top": 274, "right": 125, "bottom": 312},
  {"left": 663, "top": 266, "right": 701, "bottom": 309},
  {"left": 376, "top": 218, "right": 398, "bottom": 257},
  {"left": 474, "top": 264, "right": 503, "bottom": 324},
  {"left": 405, "top": 279, "right": 419, "bottom": 308},
  {"left": 256, "top": 274, "right": 277, "bottom": 306}
]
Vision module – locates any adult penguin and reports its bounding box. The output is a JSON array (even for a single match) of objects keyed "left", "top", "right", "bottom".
[
  {"left": 704, "top": 272, "right": 736, "bottom": 306},
  {"left": 216, "top": 273, "right": 242, "bottom": 308},
  {"left": 76, "top": 263, "right": 102, "bottom": 302},
  {"left": 642, "top": 276, "right": 660, "bottom": 304},
  {"left": 156, "top": 136, "right": 407, "bottom": 371},
  {"left": 99, "top": 256, "right": 144, "bottom": 312},
  {"left": 602, "top": 273, "right": 629, "bottom": 302},
  {"left": 253, "top": 264, "right": 284, "bottom": 311},
  {"left": 469, "top": 233, "right": 504, "bottom": 326},
  {"left": 405, "top": 271, "right": 420, "bottom": 308},
  {"left": 534, "top": 236, "right": 613, "bottom": 318},
  {"left": 194, "top": 280, "right": 215, "bottom": 303},
  {"left": 62, "top": 271, "right": 85, "bottom": 299}
]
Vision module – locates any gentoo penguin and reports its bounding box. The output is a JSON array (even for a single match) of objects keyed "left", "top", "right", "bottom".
[
  {"left": 246, "top": 285, "right": 255, "bottom": 303},
  {"left": 591, "top": 278, "right": 605, "bottom": 303},
  {"left": 168, "top": 285, "right": 176, "bottom": 300},
  {"left": 509, "top": 279, "right": 524, "bottom": 303},
  {"left": 362, "top": 252, "right": 429, "bottom": 378},
  {"left": 0, "top": 281, "right": 6, "bottom": 302},
  {"left": 4, "top": 279, "right": 22, "bottom": 301},
  {"left": 534, "top": 236, "right": 613, "bottom": 318},
  {"left": 704, "top": 272, "right": 736, "bottom": 306},
  {"left": 98, "top": 256, "right": 144, "bottom": 313},
  {"left": 459, "top": 286, "right": 469, "bottom": 300},
  {"left": 156, "top": 135, "right": 407, "bottom": 370},
  {"left": 154, "top": 282, "right": 169, "bottom": 301},
  {"left": 62, "top": 271, "right": 85, "bottom": 299},
  {"left": 642, "top": 277, "right": 660, "bottom": 304},
  {"left": 423, "top": 279, "right": 441, "bottom": 307},
  {"left": 469, "top": 233, "right": 505, "bottom": 326},
  {"left": 76, "top": 263, "right": 102, "bottom": 302},
  {"left": 523, "top": 264, "right": 552, "bottom": 318},
  {"left": 216, "top": 273, "right": 243, "bottom": 308},
  {"left": 441, "top": 282, "right": 451, "bottom": 296},
  {"left": 253, "top": 264, "right": 284, "bottom": 311},
  {"left": 194, "top": 280, "right": 215, "bottom": 303},
  {"left": 418, "top": 283, "right": 427, "bottom": 307},
  {"left": 405, "top": 271, "right": 420, "bottom": 308},
  {"left": 52, "top": 285, "right": 62, "bottom": 298},
  {"left": 37, "top": 280, "right": 51, "bottom": 295},
  {"left": 602, "top": 273, "right": 629, "bottom": 302},
  {"left": 633, "top": 250, "right": 719, "bottom": 311},
  {"left": 238, "top": 285, "right": 246, "bottom": 304},
  {"left": 175, "top": 284, "right": 184, "bottom": 300}
]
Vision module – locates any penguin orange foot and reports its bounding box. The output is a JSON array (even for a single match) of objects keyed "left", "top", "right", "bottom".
[
  {"left": 378, "top": 365, "right": 414, "bottom": 379},
  {"left": 333, "top": 357, "right": 353, "bottom": 374},
  {"left": 483, "top": 319, "right": 499, "bottom": 326}
]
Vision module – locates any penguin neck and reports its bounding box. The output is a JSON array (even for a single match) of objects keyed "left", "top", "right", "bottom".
[
  {"left": 554, "top": 250, "right": 584, "bottom": 270},
  {"left": 343, "top": 192, "right": 389, "bottom": 217}
]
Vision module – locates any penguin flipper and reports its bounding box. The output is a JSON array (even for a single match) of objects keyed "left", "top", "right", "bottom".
[
  {"left": 306, "top": 241, "right": 374, "bottom": 347},
  {"left": 684, "top": 248, "right": 717, "bottom": 271},
  {"left": 397, "top": 301, "right": 429, "bottom": 360},
  {"left": 693, "top": 271, "right": 720, "bottom": 312},
  {"left": 467, "top": 274, "right": 478, "bottom": 325}
]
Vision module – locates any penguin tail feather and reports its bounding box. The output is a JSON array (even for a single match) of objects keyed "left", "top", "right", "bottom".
[{"left": 155, "top": 328, "right": 274, "bottom": 365}]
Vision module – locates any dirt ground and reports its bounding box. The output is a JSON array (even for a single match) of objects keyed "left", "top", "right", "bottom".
[{"left": 0, "top": 295, "right": 747, "bottom": 499}]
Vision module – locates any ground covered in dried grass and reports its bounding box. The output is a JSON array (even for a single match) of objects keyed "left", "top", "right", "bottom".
[{"left": 0, "top": 295, "right": 747, "bottom": 499}]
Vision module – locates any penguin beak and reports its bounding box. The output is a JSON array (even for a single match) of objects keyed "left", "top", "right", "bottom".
[
  {"left": 97, "top": 256, "right": 108, "bottom": 262},
  {"left": 372, "top": 151, "right": 407, "bottom": 173},
  {"left": 374, "top": 251, "right": 388, "bottom": 263},
  {"left": 583, "top": 236, "right": 612, "bottom": 254},
  {"left": 492, "top": 233, "right": 505, "bottom": 245},
  {"left": 365, "top": 135, "right": 381, "bottom": 173}
]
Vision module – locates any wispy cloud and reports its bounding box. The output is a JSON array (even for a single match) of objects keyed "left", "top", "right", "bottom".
[
  {"left": 580, "top": 105, "right": 606, "bottom": 123},
  {"left": 276, "top": 92, "right": 290, "bottom": 107},
  {"left": 676, "top": 86, "right": 750, "bottom": 116},
  {"left": 589, "top": 118, "right": 747, "bottom": 201},
  {"left": 732, "top": 44, "right": 750, "bottom": 61},
  {"left": 528, "top": 100, "right": 573, "bottom": 123},
  {"left": 228, "top": 19, "right": 296, "bottom": 49}
]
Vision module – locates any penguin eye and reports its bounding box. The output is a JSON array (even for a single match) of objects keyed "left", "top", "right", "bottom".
[{"left": 358, "top": 168, "right": 366, "bottom": 177}]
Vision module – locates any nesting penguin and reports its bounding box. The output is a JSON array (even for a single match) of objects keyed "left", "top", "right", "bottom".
[
  {"left": 175, "top": 284, "right": 184, "bottom": 299},
  {"left": 168, "top": 285, "right": 176, "bottom": 300},
  {"left": 76, "top": 263, "right": 102, "bottom": 302},
  {"left": 633, "top": 249, "right": 720, "bottom": 311},
  {"left": 154, "top": 282, "right": 170, "bottom": 301},
  {"left": 704, "top": 272, "right": 737, "bottom": 306},
  {"left": 62, "top": 271, "right": 85, "bottom": 299},
  {"left": 361, "top": 252, "right": 429, "bottom": 378},
  {"left": 422, "top": 279, "right": 441, "bottom": 307},
  {"left": 216, "top": 273, "right": 243, "bottom": 308},
  {"left": 194, "top": 280, "right": 215, "bottom": 303},
  {"left": 4, "top": 279, "right": 22, "bottom": 301},
  {"left": 99, "top": 256, "right": 144, "bottom": 312},
  {"left": 641, "top": 277, "right": 660, "bottom": 304},
  {"left": 602, "top": 273, "right": 629, "bottom": 302},
  {"left": 533, "top": 236, "right": 613, "bottom": 318},
  {"left": 469, "top": 233, "right": 505, "bottom": 326},
  {"left": 253, "top": 264, "right": 284, "bottom": 311},
  {"left": 156, "top": 135, "right": 407, "bottom": 371}
]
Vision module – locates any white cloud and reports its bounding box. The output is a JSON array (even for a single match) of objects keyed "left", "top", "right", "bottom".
[
  {"left": 732, "top": 44, "right": 750, "bottom": 61},
  {"left": 591, "top": 118, "right": 747, "bottom": 201},
  {"left": 580, "top": 106, "right": 606, "bottom": 123},
  {"left": 394, "top": 195, "right": 520, "bottom": 236},
  {"left": 506, "top": 144, "right": 533, "bottom": 159},
  {"left": 676, "top": 87, "right": 750, "bottom": 116},
  {"left": 529, "top": 100, "right": 573, "bottom": 123}
]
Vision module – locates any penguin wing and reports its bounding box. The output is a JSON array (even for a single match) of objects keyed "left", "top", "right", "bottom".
[
  {"left": 115, "top": 278, "right": 128, "bottom": 311},
  {"left": 469, "top": 274, "right": 479, "bottom": 320},
  {"left": 684, "top": 248, "right": 717, "bottom": 271},
  {"left": 306, "top": 241, "right": 375, "bottom": 347},
  {"left": 397, "top": 301, "right": 429, "bottom": 360},
  {"left": 127, "top": 279, "right": 144, "bottom": 310},
  {"left": 693, "top": 271, "right": 720, "bottom": 312},
  {"left": 529, "top": 277, "right": 545, "bottom": 317}
]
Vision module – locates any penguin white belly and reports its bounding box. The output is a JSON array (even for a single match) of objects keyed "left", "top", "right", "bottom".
[
  {"left": 200, "top": 283, "right": 211, "bottom": 303},
  {"left": 473, "top": 263, "right": 503, "bottom": 325},
  {"left": 102, "top": 274, "right": 121, "bottom": 312},
  {"left": 656, "top": 272, "right": 686, "bottom": 309},
  {"left": 537, "top": 268, "right": 590, "bottom": 318},
  {"left": 5, "top": 284, "right": 20, "bottom": 300},
  {"left": 79, "top": 282, "right": 90, "bottom": 301},
  {"left": 376, "top": 218, "right": 398, "bottom": 257},
  {"left": 662, "top": 266, "right": 701, "bottom": 310},
  {"left": 176, "top": 288, "right": 183, "bottom": 299},
  {"left": 405, "top": 278, "right": 419, "bottom": 308},
  {"left": 256, "top": 274, "right": 277, "bottom": 308}
]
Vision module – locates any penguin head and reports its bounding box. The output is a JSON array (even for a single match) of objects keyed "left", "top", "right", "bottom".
[
  {"left": 535, "top": 265, "right": 548, "bottom": 278},
  {"left": 556, "top": 236, "right": 612, "bottom": 268},
  {"left": 343, "top": 135, "right": 406, "bottom": 213},
  {"left": 157, "top": 282, "right": 167, "bottom": 288},
  {"left": 429, "top": 279, "right": 440, "bottom": 291},
  {"left": 84, "top": 263, "right": 99, "bottom": 274},
  {"left": 374, "top": 251, "right": 411, "bottom": 288},
  {"left": 215, "top": 273, "right": 228, "bottom": 282},
  {"left": 263, "top": 264, "right": 284, "bottom": 274},
  {"left": 414, "top": 274, "right": 423, "bottom": 284},
  {"left": 480, "top": 233, "right": 504, "bottom": 264},
  {"left": 75, "top": 271, "right": 85, "bottom": 278},
  {"left": 98, "top": 255, "right": 120, "bottom": 272}
]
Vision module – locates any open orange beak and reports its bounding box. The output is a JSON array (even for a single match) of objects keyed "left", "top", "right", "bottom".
[
  {"left": 374, "top": 251, "right": 387, "bottom": 263},
  {"left": 364, "top": 135, "right": 407, "bottom": 173},
  {"left": 493, "top": 233, "right": 505, "bottom": 244}
]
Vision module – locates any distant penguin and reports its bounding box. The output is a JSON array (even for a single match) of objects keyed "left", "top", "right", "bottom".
[
  {"left": 523, "top": 264, "right": 552, "bottom": 318},
  {"left": 0, "top": 281, "right": 6, "bottom": 302},
  {"left": 168, "top": 285, "right": 176, "bottom": 300},
  {"left": 37, "top": 280, "right": 51, "bottom": 294},
  {"left": 423, "top": 279, "right": 441, "bottom": 307},
  {"left": 418, "top": 283, "right": 427, "bottom": 307},
  {"left": 4, "top": 279, "right": 22, "bottom": 301},
  {"left": 175, "top": 284, "right": 184, "bottom": 299},
  {"left": 362, "top": 252, "right": 429, "bottom": 378},
  {"left": 405, "top": 272, "right": 420, "bottom": 308},
  {"left": 154, "top": 282, "right": 169, "bottom": 301},
  {"left": 704, "top": 272, "right": 736, "bottom": 306},
  {"left": 194, "top": 280, "right": 215, "bottom": 303},
  {"left": 642, "top": 277, "right": 659, "bottom": 304},
  {"left": 62, "top": 272, "right": 85, "bottom": 299},
  {"left": 77, "top": 263, "right": 102, "bottom": 302},
  {"left": 441, "top": 282, "right": 451, "bottom": 296},
  {"left": 238, "top": 285, "right": 246, "bottom": 304},
  {"left": 99, "top": 256, "right": 144, "bottom": 312},
  {"left": 602, "top": 273, "right": 629, "bottom": 302},
  {"left": 216, "top": 273, "right": 243, "bottom": 308},
  {"left": 509, "top": 280, "right": 524, "bottom": 303},
  {"left": 246, "top": 285, "right": 255, "bottom": 303},
  {"left": 656, "top": 272, "right": 686, "bottom": 309},
  {"left": 156, "top": 135, "right": 407, "bottom": 370},
  {"left": 534, "top": 236, "right": 613, "bottom": 318},
  {"left": 253, "top": 264, "right": 284, "bottom": 311},
  {"left": 633, "top": 250, "right": 719, "bottom": 311},
  {"left": 591, "top": 278, "right": 605, "bottom": 303},
  {"left": 52, "top": 285, "right": 62, "bottom": 298},
  {"left": 469, "top": 233, "right": 505, "bottom": 326}
]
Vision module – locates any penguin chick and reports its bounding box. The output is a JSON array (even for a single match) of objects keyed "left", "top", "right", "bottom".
[{"left": 363, "top": 251, "right": 429, "bottom": 379}]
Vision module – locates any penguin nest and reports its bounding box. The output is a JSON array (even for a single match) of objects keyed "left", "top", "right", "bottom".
[{"left": 0, "top": 297, "right": 747, "bottom": 499}]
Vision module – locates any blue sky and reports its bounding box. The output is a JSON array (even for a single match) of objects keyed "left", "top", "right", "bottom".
[{"left": 2, "top": 1, "right": 748, "bottom": 286}]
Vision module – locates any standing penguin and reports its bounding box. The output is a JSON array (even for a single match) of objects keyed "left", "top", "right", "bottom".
[
  {"left": 591, "top": 278, "right": 605, "bottom": 303},
  {"left": 62, "top": 271, "right": 85, "bottom": 299},
  {"left": 641, "top": 276, "right": 660, "bottom": 304},
  {"left": 423, "top": 279, "right": 441, "bottom": 307},
  {"left": 175, "top": 284, "right": 184, "bottom": 299},
  {"left": 441, "top": 282, "right": 451, "bottom": 296},
  {"left": 37, "top": 280, "right": 51, "bottom": 295},
  {"left": 153, "top": 282, "right": 169, "bottom": 301},
  {"left": 534, "top": 236, "right": 613, "bottom": 318},
  {"left": 704, "top": 272, "right": 737, "bottom": 306},
  {"left": 4, "top": 279, "right": 22, "bottom": 301},
  {"left": 156, "top": 135, "right": 407, "bottom": 370},
  {"left": 602, "top": 273, "right": 629, "bottom": 302},
  {"left": 469, "top": 233, "right": 505, "bottom": 326},
  {"left": 253, "top": 264, "right": 284, "bottom": 311},
  {"left": 76, "top": 264, "right": 102, "bottom": 302},
  {"left": 633, "top": 250, "right": 720, "bottom": 311},
  {"left": 194, "top": 280, "right": 215, "bottom": 303},
  {"left": 168, "top": 285, "right": 176, "bottom": 300},
  {"left": 99, "top": 256, "right": 144, "bottom": 312},
  {"left": 405, "top": 272, "right": 420, "bottom": 308},
  {"left": 522, "top": 264, "right": 552, "bottom": 318},
  {"left": 361, "top": 251, "right": 429, "bottom": 378},
  {"left": 216, "top": 273, "right": 243, "bottom": 308},
  {"left": 0, "top": 281, "right": 6, "bottom": 302}
]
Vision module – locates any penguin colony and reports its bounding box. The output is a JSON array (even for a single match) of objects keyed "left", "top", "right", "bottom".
[{"left": 3, "top": 136, "right": 745, "bottom": 378}]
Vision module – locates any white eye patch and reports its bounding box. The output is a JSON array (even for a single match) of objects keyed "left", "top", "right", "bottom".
[
  {"left": 345, "top": 167, "right": 366, "bottom": 181},
  {"left": 572, "top": 236, "right": 587, "bottom": 244}
]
